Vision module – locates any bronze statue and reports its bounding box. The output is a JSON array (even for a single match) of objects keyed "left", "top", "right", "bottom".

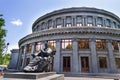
[{"left": 24, "top": 43, "right": 56, "bottom": 72}]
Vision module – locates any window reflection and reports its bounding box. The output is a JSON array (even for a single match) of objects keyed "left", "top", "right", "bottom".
[
  {"left": 27, "top": 44, "right": 32, "bottom": 53},
  {"left": 35, "top": 42, "right": 42, "bottom": 52},
  {"left": 77, "top": 23, "right": 82, "bottom": 27},
  {"left": 99, "top": 57, "right": 107, "bottom": 68},
  {"left": 96, "top": 40, "right": 106, "bottom": 50},
  {"left": 78, "top": 39, "right": 89, "bottom": 49},
  {"left": 48, "top": 40, "right": 56, "bottom": 50},
  {"left": 62, "top": 39, "right": 72, "bottom": 50},
  {"left": 57, "top": 24, "right": 62, "bottom": 28},
  {"left": 112, "top": 40, "right": 119, "bottom": 51},
  {"left": 21, "top": 46, "right": 24, "bottom": 54},
  {"left": 66, "top": 23, "right": 72, "bottom": 27},
  {"left": 115, "top": 58, "right": 120, "bottom": 69}
]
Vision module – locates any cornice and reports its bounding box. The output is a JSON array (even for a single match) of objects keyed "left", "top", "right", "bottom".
[{"left": 19, "top": 27, "right": 120, "bottom": 45}]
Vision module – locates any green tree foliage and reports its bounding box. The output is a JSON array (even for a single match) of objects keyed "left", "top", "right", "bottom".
[
  {"left": 3, "top": 54, "right": 11, "bottom": 65},
  {"left": 0, "top": 14, "right": 7, "bottom": 65}
]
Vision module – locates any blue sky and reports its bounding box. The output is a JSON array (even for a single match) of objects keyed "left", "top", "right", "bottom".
[{"left": 0, "top": 0, "right": 120, "bottom": 53}]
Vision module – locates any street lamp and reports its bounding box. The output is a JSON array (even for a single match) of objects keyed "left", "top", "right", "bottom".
[{"left": 4, "top": 43, "right": 9, "bottom": 65}]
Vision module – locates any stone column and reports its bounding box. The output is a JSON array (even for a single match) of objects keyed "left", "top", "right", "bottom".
[
  {"left": 64, "top": 17, "right": 66, "bottom": 27},
  {"left": 53, "top": 19, "right": 56, "bottom": 28},
  {"left": 53, "top": 40, "right": 61, "bottom": 72},
  {"left": 21, "top": 44, "right": 27, "bottom": 70},
  {"left": 72, "top": 16, "right": 76, "bottom": 27},
  {"left": 62, "top": 17, "right": 65, "bottom": 27},
  {"left": 30, "top": 43, "right": 35, "bottom": 61},
  {"left": 103, "top": 18, "right": 106, "bottom": 27},
  {"left": 83, "top": 16, "right": 87, "bottom": 26},
  {"left": 106, "top": 40, "right": 116, "bottom": 73},
  {"left": 93, "top": 16, "right": 97, "bottom": 26},
  {"left": 118, "top": 42, "right": 120, "bottom": 53},
  {"left": 72, "top": 39, "right": 79, "bottom": 72},
  {"left": 89, "top": 38, "right": 98, "bottom": 73}
]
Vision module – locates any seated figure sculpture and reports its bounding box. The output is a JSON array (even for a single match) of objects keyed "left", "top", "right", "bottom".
[{"left": 24, "top": 42, "right": 56, "bottom": 72}]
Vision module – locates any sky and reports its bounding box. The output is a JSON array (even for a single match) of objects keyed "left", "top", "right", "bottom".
[{"left": 0, "top": 0, "right": 120, "bottom": 53}]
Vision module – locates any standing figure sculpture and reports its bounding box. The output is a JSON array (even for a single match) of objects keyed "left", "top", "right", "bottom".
[{"left": 24, "top": 42, "right": 56, "bottom": 72}]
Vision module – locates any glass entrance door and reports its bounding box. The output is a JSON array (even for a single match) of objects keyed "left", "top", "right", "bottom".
[
  {"left": 63, "top": 56, "right": 71, "bottom": 72},
  {"left": 81, "top": 57, "right": 89, "bottom": 72}
]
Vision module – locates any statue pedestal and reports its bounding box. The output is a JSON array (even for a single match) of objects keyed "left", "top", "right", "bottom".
[{"left": 3, "top": 72, "right": 64, "bottom": 80}]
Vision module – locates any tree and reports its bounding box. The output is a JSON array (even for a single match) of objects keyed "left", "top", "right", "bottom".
[
  {"left": 0, "top": 14, "right": 7, "bottom": 65},
  {"left": 3, "top": 54, "right": 11, "bottom": 65}
]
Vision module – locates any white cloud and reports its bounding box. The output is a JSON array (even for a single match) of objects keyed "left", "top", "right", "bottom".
[{"left": 10, "top": 19, "right": 23, "bottom": 26}]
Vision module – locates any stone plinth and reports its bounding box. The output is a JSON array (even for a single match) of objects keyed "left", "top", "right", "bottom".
[{"left": 3, "top": 72, "right": 64, "bottom": 80}]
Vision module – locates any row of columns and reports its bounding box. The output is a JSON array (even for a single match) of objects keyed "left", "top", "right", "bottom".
[
  {"left": 53, "top": 39, "right": 119, "bottom": 73},
  {"left": 34, "top": 16, "right": 119, "bottom": 32},
  {"left": 18, "top": 39, "right": 120, "bottom": 73}
]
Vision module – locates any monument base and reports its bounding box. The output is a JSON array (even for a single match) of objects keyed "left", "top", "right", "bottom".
[{"left": 3, "top": 72, "right": 64, "bottom": 80}]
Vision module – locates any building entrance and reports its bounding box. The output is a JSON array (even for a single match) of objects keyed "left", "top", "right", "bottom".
[
  {"left": 63, "top": 56, "right": 71, "bottom": 72},
  {"left": 81, "top": 57, "right": 89, "bottom": 72}
]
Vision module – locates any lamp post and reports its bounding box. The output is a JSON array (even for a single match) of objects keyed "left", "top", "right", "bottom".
[{"left": 4, "top": 43, "right": 9, "bottom": 65}]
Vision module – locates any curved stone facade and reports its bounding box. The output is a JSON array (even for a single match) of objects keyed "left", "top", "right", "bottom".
[{"left": 18, "top": 7, "right": 120, "bottom": 73}]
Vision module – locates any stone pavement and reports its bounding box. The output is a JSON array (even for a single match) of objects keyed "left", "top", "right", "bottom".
[
  {"left": 65, "top": 77, "right": 113, "bottom": 80},
  {"left": 1, "top": 73, "right": 120, "bottom": 80},
  {"left": 0, "top": 77, "right": 114, "bottom": 80},
  {"left": 0, "top": 76, "right": 118, "bottom": 80}
]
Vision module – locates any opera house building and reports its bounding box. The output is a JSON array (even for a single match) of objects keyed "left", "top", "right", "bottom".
[{"left": 17, "top": 7, "right": 120, "bottom": 74}]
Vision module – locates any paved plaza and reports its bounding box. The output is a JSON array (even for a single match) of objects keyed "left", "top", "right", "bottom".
[
  {"left": 0, "top": 77, "right": 113, "bottom": 80},
  {"left": 65, "top": 77, "right": 113, "bottom": 80},
  {"left": 1, "top": 72, "right": 120, "bottom": 80},
  {"left": 0, "top": 76, "right": 119, "bottom": 80}
]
